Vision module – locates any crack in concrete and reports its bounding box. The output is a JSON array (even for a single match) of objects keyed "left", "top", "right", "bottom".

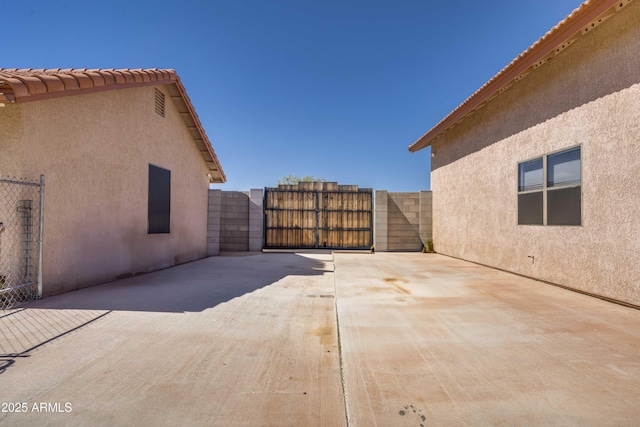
[{"left": 332, "top": 257, "right": 351, "bottom": 427}]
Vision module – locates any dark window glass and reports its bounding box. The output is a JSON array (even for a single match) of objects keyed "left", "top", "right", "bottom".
[
  {"left": 548, "top": 147, "right": 580, "bottom": 188},
  {"left": 548, "top": 186, "right": 581, "bottom": 226},
  {"left": 518, "top": 192, "right": 543, "bottom": 225},
  {"left": 518, "top": 158, "right": 543, "bottom": 191},
  {"left": 148, "top": 164, "right": 171, "bottom": 234}
]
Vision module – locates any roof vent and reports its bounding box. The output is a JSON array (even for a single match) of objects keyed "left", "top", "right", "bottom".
[{"left": 154, "top": 88, "right": 165, "bottom": 117}]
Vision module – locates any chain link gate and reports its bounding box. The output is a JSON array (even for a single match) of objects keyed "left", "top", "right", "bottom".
[{"left": 0, "top": 176, "right": 44, "bottom": 310}]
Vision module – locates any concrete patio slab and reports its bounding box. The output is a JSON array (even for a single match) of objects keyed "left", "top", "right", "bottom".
[
  {"left": 0, "top": 253, "right": 346, "bottom": 426},
  {"left": 334, "top": 253, "right": 640, "bottom": 426},
  {"left": 1, "top": 252, "right": 640, "bottom": 426}
]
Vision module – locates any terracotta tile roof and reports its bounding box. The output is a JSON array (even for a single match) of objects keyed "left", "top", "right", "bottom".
[
  {"left": 0, "top": 68, "right": 225, "bottom": 183},
  {"left": 409, "top": 0, "right": 634, "bottom": 153}
]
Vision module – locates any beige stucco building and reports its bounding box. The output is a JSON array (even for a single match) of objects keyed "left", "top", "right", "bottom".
[
  {"left": 409, "top": 0, "right": 640, "bottom": 307},
  {"left": 0, "top": 68, "right": 225, "bottom": 297}
]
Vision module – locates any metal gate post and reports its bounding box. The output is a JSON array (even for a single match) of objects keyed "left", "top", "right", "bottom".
[
  {"left": 18, "top": 200, "right": 34, "bottom": 283},
  {"left": 315, "top": 190, "right": 319, "bottom": 248},
  {"left": 37, "top": 175, "right": 45, "bottom": 299},
  {"left": 369, "top": 191, "right": 374, "bottom": 247},
  {"left": 262, "top": 187, "right": 267, "bottom": 250}
]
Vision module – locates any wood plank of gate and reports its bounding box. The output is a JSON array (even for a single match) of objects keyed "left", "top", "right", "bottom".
[
  {"left": 0, "top": 253, "right": 346, "bottom": 426},
  {"left": 264, "top": 183, "right": 372, "bottom": 250},
  {"left": 334, "top": 253, "right": 640, "bottom": 426}
]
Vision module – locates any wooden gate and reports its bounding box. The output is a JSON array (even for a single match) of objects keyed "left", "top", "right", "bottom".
[{"left": 264, "top": 182, "right": 373, "bottom": 249}]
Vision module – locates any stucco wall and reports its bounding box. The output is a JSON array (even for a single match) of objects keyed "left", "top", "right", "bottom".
[
  {"left": 0, "top": 85, "right": 211, "bottom": 296},
  {"left": 0, "top": 103, "right": 27, "bottom": 178},
  {"left": 430, "top": 2, "right": 640, "bottom": 306}
]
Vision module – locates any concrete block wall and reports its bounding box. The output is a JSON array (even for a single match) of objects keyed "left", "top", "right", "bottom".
[
  {"left": 248, "top": 189, "right": 263, "bottom": 251},
  {"left": 207, "top": 189, "right": 264, "bottom": 254},
  {"left": 220, "top": 191, "right": 249, "bottom": 251},
  {"left": 210, "top": 189, "right": 430, "bottom": 254},
  {"left": 207, "top": 190, "right": 221, "bottom": 256},
  {"left": 419, "top": 191, "right": 433, "bottom": 246},
  {"left": 387, "top": 192, "right": 422, "bottom": 251},
  {"left": 374, "top": 190, "right": 432, "bottom": 252},
  {"left": 374, "top": 190, "right": 388, "bottom": 251}
]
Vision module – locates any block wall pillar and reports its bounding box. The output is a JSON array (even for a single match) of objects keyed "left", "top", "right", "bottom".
[
  {"left": 374, "top": 190, "right": 388, "bottom": 251},
  {"left": 419, "top": 191, "right": 433, "bottom": 245},
  {"left": 249, "top": 188, "right": 264, "bottom": 251},
  {"left": 207, "top": 189, "right": 222, "bottom": 256}
]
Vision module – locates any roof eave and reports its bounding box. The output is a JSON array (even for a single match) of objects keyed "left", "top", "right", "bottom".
[
  {"left": 0, "top": 68, "right": 226, "bottom": 183},
  {"left": 408, "top": 0, "right": 628, "bottom": 153},
  {"left": 169, "top": 80, "right": 226, "bottom": 183}
]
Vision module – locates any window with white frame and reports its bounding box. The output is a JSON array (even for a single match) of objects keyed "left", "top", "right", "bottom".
[{"left": 517, "top": 146, "right": 581, "bottom": 226}]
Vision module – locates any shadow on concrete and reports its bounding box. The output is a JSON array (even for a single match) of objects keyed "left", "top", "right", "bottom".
[
  {"left": 0, "top": 309, "right": 112, "bottom": 375},
  {"left": 0, "top": 253, "right": 331, "bottom": 374},
  {"left": 18, "top": 252, "right": 330, "bottom": 314}
]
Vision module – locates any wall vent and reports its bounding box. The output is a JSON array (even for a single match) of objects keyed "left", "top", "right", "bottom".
[
  {"left": 615, "top": 0, "right": 633, "bottom": 12},
  {"left": 154, "top": 88, "right": 165, "bottom": 117}
]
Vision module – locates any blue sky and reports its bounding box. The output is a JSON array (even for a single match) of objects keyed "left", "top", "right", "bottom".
[{"left": 6, "top": 0, "right": 580, "bottom": 191}]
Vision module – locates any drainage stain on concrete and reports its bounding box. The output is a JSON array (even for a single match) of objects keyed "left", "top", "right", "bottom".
[
  {"left": 314, "top": 326, "right": 332, "bottom": 335},
  {"left": 383, "top": 277, "right": 411, "bottom": 295},
  {"left": 313, "top": 326, "right": 334, "bottom": 346}
]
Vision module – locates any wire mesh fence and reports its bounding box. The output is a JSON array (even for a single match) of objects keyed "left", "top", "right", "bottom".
[{"left": 0, "top": 176, "right": 43, "bottom": 310}]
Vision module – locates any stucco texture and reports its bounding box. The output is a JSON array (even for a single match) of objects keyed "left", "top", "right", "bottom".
[
  {"left": 430, "top": 2, "right": 640, "bottom": 306},
  {"left": 0, "top": 85, "right": 211, "bottom": 296}
]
